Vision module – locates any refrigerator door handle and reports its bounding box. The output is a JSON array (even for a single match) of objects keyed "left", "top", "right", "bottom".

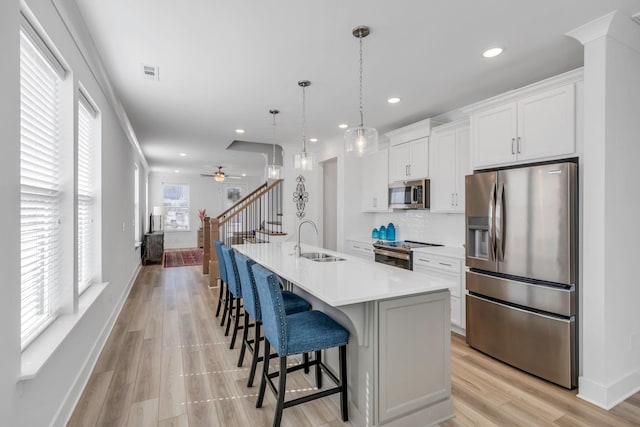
[
  {"left": 496, "top": 181, "right": 505, "bottom": 261},
  {"left": 488, "top": 182, "right": 496, "bottom": 261}
]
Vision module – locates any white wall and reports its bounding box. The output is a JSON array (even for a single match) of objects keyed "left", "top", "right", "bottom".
[
  {"left": 0, "top": 0, "right": 149, "bottom": 424},
  {"left": 569, "top": 11, "right": 640, "bottom": 409}
]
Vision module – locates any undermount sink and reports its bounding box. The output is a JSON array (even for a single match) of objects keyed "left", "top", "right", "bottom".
[{"left": 300, "top": 252, "right": 346, "bottom": 262}]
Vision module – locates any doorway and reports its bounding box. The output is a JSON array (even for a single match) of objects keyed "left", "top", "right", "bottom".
[{"left": 322, "top": 158, "right": 338, "bottom": 251}]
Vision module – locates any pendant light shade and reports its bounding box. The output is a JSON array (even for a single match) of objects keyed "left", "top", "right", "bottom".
[
  {"left": 345, "top": 25, "right": 378, "bottom": 157},
  {"left": 294, "top": 80, "right": 315, "bottom": 171},
  {"left": 265, "top": 109, "right": 283, "bottom": 179}
]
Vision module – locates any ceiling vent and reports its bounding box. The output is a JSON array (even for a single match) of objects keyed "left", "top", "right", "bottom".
[
  {"left": 142, "top": 64, "right": 159, "bottom": 81},
  {"left": 633, "top": 12, "right": 640, "bottom": 25}
]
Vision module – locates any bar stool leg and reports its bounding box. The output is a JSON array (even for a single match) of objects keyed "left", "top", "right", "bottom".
[
  {"left": 315, "top": 350, "right": 322, "bottom": 389},
  {"left": 247, "top": 321, "right": 261, "bottom": 387},
  {"left": 225, "top": 295, "right": 234, "bottom": 336},
  {"left": 238, "top": 310, "right": 250, "bottom": 367},
  {"left": 273, "top": 356, "right": 287, "bottom": 427},
  {"left": 215, "top": 279, "right": 225, "bottom": 317},
  {"left": 303, "top": 353, "right": 310, "bottom": 374},
  {"left": 339, "top": 345, "right": 348, "bottom": 421},
  {"left": 230, "top": 298, "right": 242, "bottom": 349},
  {"left": 256, "top": 340, "right": 270, "bottom": 408},
  {"left": 220, "top": 286, "right": 230, "bottom": 327}
]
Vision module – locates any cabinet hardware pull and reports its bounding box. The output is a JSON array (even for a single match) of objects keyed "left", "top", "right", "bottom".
[
  {"left": 439, "top": 262, "right": 452, "bottom": 267},
  {"left": 405, "top": 165, "right": 409, "bottom": 176},
  {"left": 511, "top": 138, "right": 515, "bottom": 155},
  {"left": 451, "top": 193, "right": 454, "bottom": 206},
  {"left": 454, "top": 193, "right": 458, "bottom": 206},
  {"left": 418, "top": 258, "right": 431, "bottom": 262},
  {"left": 517, "top": 136, "right": 522, "bottom": 154}
]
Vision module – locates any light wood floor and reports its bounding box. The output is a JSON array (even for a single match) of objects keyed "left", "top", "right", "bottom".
[{"left": 68, "top": 264, "right": 640, "bottom": 426}]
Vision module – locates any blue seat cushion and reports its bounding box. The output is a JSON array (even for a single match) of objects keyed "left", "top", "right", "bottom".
[
  {"left": 281, "top": 310, "right": 349, "bottom": 356},
  {"left": 282, "top": 291, "right": 311, "bottom": 315}
]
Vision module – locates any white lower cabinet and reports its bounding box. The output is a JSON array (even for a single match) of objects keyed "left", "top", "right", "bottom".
[
  {"left": 346, "top": 239, "right": 374, "bottom": 260},
  {"left": 413, "top": 253, "right": 465, "bottom": 333}
]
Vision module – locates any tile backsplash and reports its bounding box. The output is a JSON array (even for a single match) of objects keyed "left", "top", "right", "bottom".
[{"left": 373, "top": 210, "right": 465, "bottom": 247}]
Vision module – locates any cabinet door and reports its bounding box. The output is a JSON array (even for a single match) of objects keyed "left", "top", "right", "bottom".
[
  {"left": 517, "top": 84, "right": 575, "bottom": 161},
  {"left": 429, "top": 128, "right": 456, "bottom": 212},
  {"left": 389, "top": 143, "right": 410, "bottom": 183},
  {"left": 362, "top": 149, "right": 389, "bottom": 212},
  {"left": 409, "top": 137, "right": 429, "bottom": 179},
  {"left": 453, "top": 125, "right": 471, "bottom": 213},
  {"left": 472, "top": 103, "right": 517, "bottom": 168}
]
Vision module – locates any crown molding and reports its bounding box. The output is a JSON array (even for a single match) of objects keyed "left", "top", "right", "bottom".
[{"left": 567, "top": 10, "right": 640, "bottom": 53}]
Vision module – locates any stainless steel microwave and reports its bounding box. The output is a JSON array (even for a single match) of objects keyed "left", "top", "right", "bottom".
[{"left": 388, "top": 179, "right": 430, "bottom": 209}]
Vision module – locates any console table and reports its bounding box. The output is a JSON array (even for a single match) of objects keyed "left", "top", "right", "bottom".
[{"left": 142, "top": 231, "right": 164, "bottom": 265}]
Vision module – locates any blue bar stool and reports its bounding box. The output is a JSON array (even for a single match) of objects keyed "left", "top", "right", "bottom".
[
  {"left": 214, "top": 240, "right": 230, "bottom": 327},
  {"left": 235, "top": 252, "right": 311, "bottom": 387},
  {"left": 221, "top": 245, "right": 246, "bottom": 349},
  {"left": 252, "top": 263, "right": 349, "bottom": 427}
]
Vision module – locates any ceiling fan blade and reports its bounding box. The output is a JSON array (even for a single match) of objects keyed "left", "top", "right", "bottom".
[
  {"left": 200, "top": 174, "right": 217, "bottom": 177},
  {"left": 227, "top": 176, "right": 243, "bottom": 180}
]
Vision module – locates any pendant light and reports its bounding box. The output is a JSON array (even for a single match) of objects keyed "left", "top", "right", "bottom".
[
  {"left": 265, "top": 109, "right": 283, "bottom": 179},
  {"left": 294, "top": 80, "right": 315, "bottom": 171},
  {"left": 345, "top": 25, "right": 378, "bottom": 157}
]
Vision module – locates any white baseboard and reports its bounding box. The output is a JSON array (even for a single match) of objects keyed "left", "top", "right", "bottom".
[
  {"left": 578, "top": 370, "right": 640, "bottom": 410},
  {"left": 51, "top": 263, "right": 142, "bottom": 427}
]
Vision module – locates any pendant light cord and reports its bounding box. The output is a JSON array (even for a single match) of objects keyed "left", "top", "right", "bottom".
[
  {"left": 302, "top": 84, "right": 307, "bottom": 153},
  {"left": 271, "top": 111, "right": 277, "bottom": 165},
  {"left": 359, "top": 34, "right": 364, "bottom": 128}
]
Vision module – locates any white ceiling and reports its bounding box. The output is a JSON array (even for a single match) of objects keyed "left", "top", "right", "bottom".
[{"left": 73, "top": 0, "right": 640, "bottom": 177}]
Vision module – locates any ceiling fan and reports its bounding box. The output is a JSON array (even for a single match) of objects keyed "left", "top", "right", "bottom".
[{"left": 200, "top": 166, "right": 242, "bottom": 182}]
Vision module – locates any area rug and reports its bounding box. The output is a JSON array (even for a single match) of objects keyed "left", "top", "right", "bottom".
[{"left": 163, "top": 249, "right": 204, "bottom": 268}]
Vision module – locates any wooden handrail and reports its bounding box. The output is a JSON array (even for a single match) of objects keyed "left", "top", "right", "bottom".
[
  {"left": 216, "top": 181, "right": 269, "bottom": 219},
  {"left": 218, "top": 179, "right": 284, "bottom": 227}
]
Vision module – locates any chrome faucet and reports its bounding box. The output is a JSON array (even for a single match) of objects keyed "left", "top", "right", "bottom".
[{"left": 296, "top": 219, "right": 318, "bottom": 257}]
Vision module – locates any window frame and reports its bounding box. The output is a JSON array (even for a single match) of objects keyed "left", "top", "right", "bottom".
[{"left": 162, "top": 183, "right": 190, "bottom": 232}]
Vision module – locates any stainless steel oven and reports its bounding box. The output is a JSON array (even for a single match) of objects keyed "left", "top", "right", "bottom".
[{"left": 373, "top": 240, "right": 443, "bottom": 270}]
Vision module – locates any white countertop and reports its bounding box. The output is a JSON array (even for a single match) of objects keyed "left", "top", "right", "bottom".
[{"left": 233, "top": 242, "right": 451, "bottom": 307}]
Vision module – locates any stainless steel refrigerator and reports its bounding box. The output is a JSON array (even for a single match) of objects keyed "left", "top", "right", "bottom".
[{"left": 465, "top": 161, "right": 577, "bottom": 389}]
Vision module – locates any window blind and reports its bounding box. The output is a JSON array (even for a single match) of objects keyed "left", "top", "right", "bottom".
[
  {"left": 20, "top": 30, "right": 63, "bottom": 348},
  {"left": 77, "top": 98, "right": 97, "bottom": 294}
]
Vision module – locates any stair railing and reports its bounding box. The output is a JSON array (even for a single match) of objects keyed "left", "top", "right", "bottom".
[{"left": 203, "top": 179, "right": 284, "bottom": 286}]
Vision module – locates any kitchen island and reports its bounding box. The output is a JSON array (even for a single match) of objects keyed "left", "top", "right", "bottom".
[{"left": 234, "top": 242, "right": 453, "bottom": 427}]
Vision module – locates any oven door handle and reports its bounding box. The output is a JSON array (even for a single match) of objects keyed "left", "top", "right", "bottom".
[{"left": 374, "top": 249, "right": 411, "bottom": 260}]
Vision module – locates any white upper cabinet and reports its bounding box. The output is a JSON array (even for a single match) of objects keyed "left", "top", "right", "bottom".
[
  {"left": 517, "top": 85, "right": 575, "bottom": 161},
  {"left": 464, "top": 69, "right": 582, "bottom": 169},
  {"left": 471, "top": 103, "right": 517, "bottom": 167},
  {"left": 430, "top": 120, "right": 470, "bottom": 213},
  {"left": 385, "top": 118, "right": 443, "bottom": 183},
  {"left": 361, "top": 149, "right": 389, "bottom": 212},
  {"left": 389, "top": 137, "right": 428, "bottom": 182}
]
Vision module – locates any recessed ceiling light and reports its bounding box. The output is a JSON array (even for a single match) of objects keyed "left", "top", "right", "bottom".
[
  {"left": 174, "top": 169, "right": 179, "bottom": 173},
  {"left": 241, "top": 173, "right": 247, "bottom": 177},
  {"left": 482, "top": 47, "right": 503, "bottom": 58},
  {"left": 179, "top": 152, "right": 187, "bottom": 157},
  {"left": 387, "top": 97, "right": 401, "bottom": 104},
  {"left": 309, "top": 138, "right": 318, "bottom": 142},
  {"left": 338, "top": 124, "right": 348, "bottom": 129},
  {"left": 235, "top": 129, "right": 245, "bottom": 134}
]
